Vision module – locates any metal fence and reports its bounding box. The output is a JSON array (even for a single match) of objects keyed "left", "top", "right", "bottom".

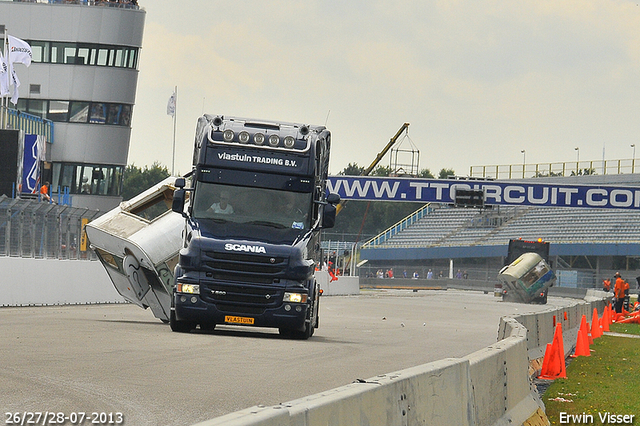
[
  {"left": 469, "top": 158, "right": 638, "bottom": 179},
  {"left": 0, "top": 195, "right": 102, "bottom": 260}
]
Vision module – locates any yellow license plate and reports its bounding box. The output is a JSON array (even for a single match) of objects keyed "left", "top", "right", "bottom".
[{"left": 225, "top": 315, "right": 255, "bottom": 325}]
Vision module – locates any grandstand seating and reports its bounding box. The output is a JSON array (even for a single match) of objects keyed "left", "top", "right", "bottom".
[{"left": 364, "top": 204, "right": 640, "bottom": 249}]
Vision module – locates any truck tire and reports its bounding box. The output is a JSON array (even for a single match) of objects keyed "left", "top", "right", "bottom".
[
  {"left": 170, "top": 309, "right": 195, "bottom": 333},
  {"left": 279, "top": 297, "right": 316, "bottom": 340},
  {"left": 283, "top": 322, "right": 313, "bottom": 340}
]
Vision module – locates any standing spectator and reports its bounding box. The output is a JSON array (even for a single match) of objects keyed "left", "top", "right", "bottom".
[
  {"left": 463, "top": 270, "right": 469, "bottom": 279},
  {"left": 426, "top": 269, "right": 433, "bottom": 279},
  {"left": 613, "top": 272, "right": 629, "bottom": 313},
  {"left": 456, "top": 269, "right": 463, "bottom": 279}
]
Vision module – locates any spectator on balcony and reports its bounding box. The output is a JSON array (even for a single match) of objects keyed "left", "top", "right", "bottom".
[{"left": 40, "top": 181, "right": 51, "bottom": 203}]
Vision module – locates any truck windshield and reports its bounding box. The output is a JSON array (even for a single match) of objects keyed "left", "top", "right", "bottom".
[{"left": 191, "top": 181, "right": 312, "bottom": 231}]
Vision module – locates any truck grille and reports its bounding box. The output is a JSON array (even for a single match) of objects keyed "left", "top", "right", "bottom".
[
  {"left": 202, "top": 250, "right": 287, "bottom": 284},
  {"left": 198, "top": 249, "right": 288, "bottom": 311},
  {"left": 200, "top": 283, "right": 281, "bottom": 310}
]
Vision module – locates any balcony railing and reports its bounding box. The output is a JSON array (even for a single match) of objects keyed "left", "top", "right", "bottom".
[
  {"left": 1, "top": 0, "right": 140, "bottom": 9},
  {"left": 1, "top": 106, "right": 54, "bottom": 144}
]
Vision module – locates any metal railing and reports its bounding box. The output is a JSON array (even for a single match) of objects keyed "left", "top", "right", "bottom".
[
  {"left": 361, "top": 203, "right": 434, "bottom": 249},
  {"left": 0, "top": 195, "right": 101, "bottom": 260},
  {"left": 1, "top": 106, "right": 54, "bottom": 144},
  {"left": 1, "top": 0, "right": 140, "bottom": 9},
  {"left": 469, "top": 158, "right": 638, "bottom": 179}
]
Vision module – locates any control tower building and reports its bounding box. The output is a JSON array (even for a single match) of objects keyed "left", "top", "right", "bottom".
[{"left": 1, "top": 0, "right": 145, "bottom": 211}]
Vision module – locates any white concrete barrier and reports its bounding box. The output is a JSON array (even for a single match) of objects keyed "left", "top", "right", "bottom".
[
  {"left": 316, "top": 270, "right": 359, "bottom": 296},
  {"left": 193, "top": 296, "right": 610, "bottom": 426},
  {"left": 0, "top": 257, "right": 123, "bottom": 306}
]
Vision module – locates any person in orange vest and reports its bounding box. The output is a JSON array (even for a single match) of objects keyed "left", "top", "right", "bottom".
[
  {"left": 602, "top": 278, "right": 611, "bottom": 292},
  {"left": 613, "top": 272, "right": 629, "bottom": 313},
  {"left": 40, "top": 181, "right": 51, "bottom": 203}
]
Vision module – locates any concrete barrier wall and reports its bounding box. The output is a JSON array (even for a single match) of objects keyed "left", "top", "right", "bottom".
[
  {"left": 0, "top": 257, "right": 123, "bottom": 306},
  {"left": 194, "top": 295, "right": 610, "bottom": 426},
  {"left": 316, "top": 271, "right": 359, "bottom": 296}
]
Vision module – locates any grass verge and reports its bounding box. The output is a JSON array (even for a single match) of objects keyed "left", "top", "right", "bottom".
[{"left": 543, "top": 323, "right": 640, "bottom": 424}]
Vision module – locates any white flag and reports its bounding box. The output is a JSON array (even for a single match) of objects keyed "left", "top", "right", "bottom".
[
  {"left": 166, "top": 91, "right": 176, "bottom": 117},
  {"left": 8, "top": 35, "right": 32, "bottom": 67},
  {"left": 10, "top": 67, "right": 20, "bottom": 105},
  {"left": 0, "top": 52, "right": 10, "bottom": 96}
]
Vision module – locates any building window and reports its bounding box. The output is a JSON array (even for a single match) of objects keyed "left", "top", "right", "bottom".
[
  {"left": 69, "top": 101, "right": 90, "bottom": 123},
  {"left": 27, "top": 40, "right": 140, "bottom": 70},
  {"left": 51, "top": 162, "right": 124, "bottom": 197},
  {"left": 30, "top": 40, "right": 50, "bottom": 63},
  {"left": 47, "top": 100, "right": 70, "bottom": 122},
  {"left": 89, "top": 103, "right": 107, "bottom": 124},
  {"left": 16, "top": 99, "right": 133, "bottom": 127}
]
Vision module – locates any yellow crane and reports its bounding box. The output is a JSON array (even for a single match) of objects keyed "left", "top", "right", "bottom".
[{"left": 336, "top": 122, "right": 410, "bottom": 214}]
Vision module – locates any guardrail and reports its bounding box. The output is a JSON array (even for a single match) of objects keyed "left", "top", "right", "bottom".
[{"left": 192, "top": 292, "right": 609, "bottom": 426}]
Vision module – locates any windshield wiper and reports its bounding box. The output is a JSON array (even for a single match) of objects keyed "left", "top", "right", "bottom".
[
  {"left": 245, "top": 220, "right": 287, "bottom": 229},
  {"left": 207, "top": 218, "right": 228, "bottom": 224}
]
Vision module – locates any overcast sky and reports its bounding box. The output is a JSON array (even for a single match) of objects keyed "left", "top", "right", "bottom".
[{"left": 127, "top": 0, "right": 640, "bottom": 177}]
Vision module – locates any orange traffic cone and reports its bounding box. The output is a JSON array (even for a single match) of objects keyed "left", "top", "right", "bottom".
[
  {"left": 591, "top": 308, "right": 601, "bottom": 339},
  {"left": 539, "top": 323, "right": 567, "bottom": 379},
  {"left": 601, "top": 308, "right": 610, "bottom": 332},
  {"left": 571, "top": 315, "right": 591, "bottom": 358}
]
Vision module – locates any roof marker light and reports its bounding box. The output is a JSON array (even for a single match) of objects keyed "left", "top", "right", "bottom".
[
  {"left": 254, "top": 133, "right": 265, "bottom": 145},
  {"left": 284, "top": 136, "right": 295, "bottom": 148},
  {"left": 223, "top": 129, "right": 234, "bottom": 142},
  {"left": 239, "top": 131, "right": 250, "bottom": 144},
  {"left": 268, "top": 134, "right": 280, "bottom": 146}
]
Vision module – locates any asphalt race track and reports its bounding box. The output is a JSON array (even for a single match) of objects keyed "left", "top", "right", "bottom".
[{"left": 0, "top": 290, "right": 572, "bottom": 426}]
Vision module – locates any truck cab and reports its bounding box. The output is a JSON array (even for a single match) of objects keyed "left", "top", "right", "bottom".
[
  {"left": 497, "top": 239, "right": 555, "bottom": 304},
  {"left": 170, "top": 115, "right": 339, "bottom": 338}
]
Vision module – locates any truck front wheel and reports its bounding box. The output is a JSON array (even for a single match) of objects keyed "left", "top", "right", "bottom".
[
  {"left": 170, "top": 309, "right": 195, "bottom": 333},
  {"left": 280, "top": 322, "right": 313, "bottom": 340},
  {"left": 279, "top": 298, "right": 316, "bottom": 340}
]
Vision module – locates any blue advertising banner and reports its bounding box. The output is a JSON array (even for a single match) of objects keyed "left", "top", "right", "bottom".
[
  {"left": 327, "top": 176, "right": 640, "bottom": 210},
  {"left": 21, "top": 134, "right": 40, "bottom": 194}
]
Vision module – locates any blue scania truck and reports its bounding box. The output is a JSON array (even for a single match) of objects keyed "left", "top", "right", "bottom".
[{"left": 169, "top": 115, "right": 339, "bottom": 338}]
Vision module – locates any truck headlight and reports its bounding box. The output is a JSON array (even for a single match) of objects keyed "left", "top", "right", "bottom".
[
  {"left": 177, "top": 283, "right": 200, "bottom": 294},
  {"left": 283, "top": 292, "right": 307, "bottom": 303}
]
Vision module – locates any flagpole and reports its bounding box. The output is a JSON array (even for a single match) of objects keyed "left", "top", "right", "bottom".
[
  {"left": 172, "top": 85, "right": 177, "bottom": 176},
  {"left": 1, "top": 27, "right": 7, "bottom": 128}
]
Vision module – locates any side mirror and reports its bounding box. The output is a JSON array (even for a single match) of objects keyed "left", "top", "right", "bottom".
[
  {"left": 172, "top": 189, "right": 186, "bottom": 216},
  {"left": 175, "top": 177, "right": 186, "bottom": 189},
  {"left": 326, "top": 192, "right": 340, "bottom": 205},
  {"left": 322, "top": 203, "right": 337, "bottom": 229}
]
